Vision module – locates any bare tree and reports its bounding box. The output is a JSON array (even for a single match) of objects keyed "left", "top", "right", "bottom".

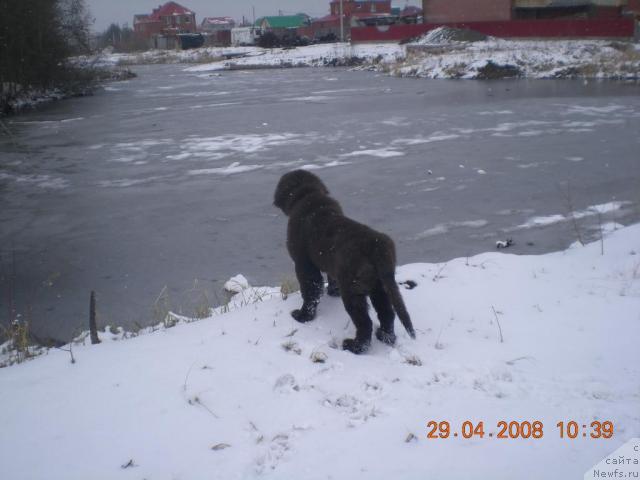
[{"left": 0, "top": 0, "right": 94, "bottom": 111}]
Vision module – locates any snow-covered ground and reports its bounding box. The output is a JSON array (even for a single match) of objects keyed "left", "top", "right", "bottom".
[
  {"left": 95, "top": 34, "right": 640, "bottom": 80},
  {"left": 100, "top": 43, "right": 404, "bottom": 71},
  {"left": 396, "top": 31, "right": 640, "bottom": 80},
  {"left": 1, "top": 222, "right": 638, "bottom": 479}
]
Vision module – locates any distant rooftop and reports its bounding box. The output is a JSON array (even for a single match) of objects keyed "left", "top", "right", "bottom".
[
  {"left": 134, "top": 2, "right": 194, "bottom": 25},
  {"left": 201, "top": 16, "right": 235, "bottom": 25},
  {"left": 255, "top": 14, "right": 309, "bottom": 29}
]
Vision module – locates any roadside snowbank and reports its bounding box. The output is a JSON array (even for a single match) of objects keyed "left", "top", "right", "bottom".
[{"left": 1, "top": 223, "right": 638, "bottom": 479}]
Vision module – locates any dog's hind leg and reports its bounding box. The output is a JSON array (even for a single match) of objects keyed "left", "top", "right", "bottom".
[
  {"left": 370, "top": 281, "right": 397, "bottom": 346},
  {"left": 327, "top": 275, "right": 340, "bottom": 297},
  {"left": 291, "top": 258, "right": 323, "bottom": 323},
  {"left": 341, "top": 293, "right": 372, "bottom": 354}
]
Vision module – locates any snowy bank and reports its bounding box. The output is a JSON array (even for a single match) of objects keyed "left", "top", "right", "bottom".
[
  {"left": 96, "top": 36, "right": 640, "bottom": 80},
  {"left": 393, "top": 28, "right": 640, "bottom": 79},
  {"left": 98, "top": 43, "right": 404, "bottom": 71},
  {"left": 0, "top": 61, "right": 135, "bottom": 116},
  {"left": 183, "top": 43, "right": 403, "bottom": 72},
  {"left": 0, "top": 223, "right": 639, "bottom": 479}
]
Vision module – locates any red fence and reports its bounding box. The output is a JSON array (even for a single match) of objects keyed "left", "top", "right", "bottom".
[{"left": 351, "top": 18, "right": 636, "bottom": 42}]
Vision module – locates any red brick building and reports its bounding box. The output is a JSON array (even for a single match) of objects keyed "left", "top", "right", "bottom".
[
  {"left": 309, "top": 0, "right": 392, "bottom": 40},
  {"left": 422, "top": 0, "right": 511, "bottom": 22},
  {"left": 627, "top": 0, "right": 640, "bottom": 16},
  {"left": 421, "top": 0, "right": 632, "bottom": 22},
  {"left": 134, "top": 2, "right": 197, "bottom": 42},
  {"left": 353, "top": 0, "right": 635, "bottom": 43},
  {"left": 329, "top": 0, "right": 391, "bottom": 16}
]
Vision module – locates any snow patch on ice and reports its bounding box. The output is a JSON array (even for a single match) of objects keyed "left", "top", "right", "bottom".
[
  {"left": 97, "top": 176, "right": 168, "bottom": 188},
  {"left": 511, "top": 201, "right": 630, "bottom": 230},
  {"left": 300, "top": 159, "right": 352, "bottom": 170},
  {"left": 340, "top": 149, "right": 404, "bottom": 158},
  {"left": 416, "top": 219, "right": 488, "bottom": 238},
  {"left": 392, "top": 133, "right": 461, "bottom": 145},
  {"left": 283, "top": 96, "right": 332, "bottom": 102},
  {"left": 187, "top": 162, "right": 263, "bottom": 176},
  {"left": 477, "top": 110, "right": 513, "bottom": 115},
  {"left": 0, "top": 172, "right": 69, "bottom": 189}
]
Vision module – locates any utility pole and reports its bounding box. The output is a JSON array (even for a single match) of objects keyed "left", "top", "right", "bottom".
[{"left": 339, "top": 0, "right": 344, "bottom": 42}]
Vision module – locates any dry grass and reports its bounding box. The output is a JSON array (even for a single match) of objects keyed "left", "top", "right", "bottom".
[{"left": 0, "top": 319, "right": 41, "bottom": 367}]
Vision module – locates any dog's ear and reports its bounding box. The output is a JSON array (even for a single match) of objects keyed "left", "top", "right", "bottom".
[{"left": 274, "top": 170, "right": 329, "bottom": 215}]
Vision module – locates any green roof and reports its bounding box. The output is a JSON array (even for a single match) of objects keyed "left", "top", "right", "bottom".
[{"left": 256, "top": 14, "right": 308, "bottom": 29}]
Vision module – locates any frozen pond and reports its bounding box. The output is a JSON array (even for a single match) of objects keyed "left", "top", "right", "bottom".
[{"left": 1, "top": 65, "right": 639, "bottom": 340}]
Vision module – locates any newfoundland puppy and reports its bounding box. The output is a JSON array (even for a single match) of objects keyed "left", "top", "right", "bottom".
[{"left": 274, "top": 169, "right": 416, "bottom": 354}]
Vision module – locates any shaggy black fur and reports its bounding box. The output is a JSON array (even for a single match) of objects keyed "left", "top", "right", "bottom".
[{"left": 274, "top": 169, "right": 416, "bottom": 354}]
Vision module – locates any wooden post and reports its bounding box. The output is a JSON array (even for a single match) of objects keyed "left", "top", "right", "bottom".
[{"left": 89, "top": 290, "right": 100, "bottom": 344}]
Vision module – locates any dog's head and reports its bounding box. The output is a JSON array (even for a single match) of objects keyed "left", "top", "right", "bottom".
[{"left": 274, "top": 169, "right": 329, "bottom": 216}]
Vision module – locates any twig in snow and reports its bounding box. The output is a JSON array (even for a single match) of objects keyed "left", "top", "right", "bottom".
[
  {"left": 183, "top": 361, "right": 196, "bottom": 392},
  {"left": 190, "top": 396, "right": 219, "bottom": 419},
  {"left": 434, "top": 320, "right": 447, "bottom": 350},
  {"left": 211, "top": 443, "right": 231, "bottom": 451},
  {"left": 121, "top": 459, "right": 136, "bottom": 469},
  {"left": 596, "top": 207, "right": 604, "bottom": 255},
  {"left": 560, "top": 180, "right": 584, "bottom": 246},
  {"left": 505, "top": 356, "right": 534, "bottom": 366},
  {"left": 50, "top": 342, "right": 76, "bottom": 364},
  {"left": 491, "top": 305, "right": 504, "bottom": 343},
  {"left": 283, "top": 328, "right": 298, "bottom": 338},
  {"left": 432, "top": 262, "right": 448, "bottom": 282}
]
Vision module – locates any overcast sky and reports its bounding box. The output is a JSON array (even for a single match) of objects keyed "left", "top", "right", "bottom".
[{"left": 86, "top": 0, "right": 421, "bottom": 31}]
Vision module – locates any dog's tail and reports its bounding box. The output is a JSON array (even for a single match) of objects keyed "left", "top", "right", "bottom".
[{"left": 373, "top": 237, "right": 416, "bottom": 339}]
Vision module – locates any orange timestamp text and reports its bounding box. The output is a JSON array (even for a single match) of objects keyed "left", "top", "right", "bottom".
[{"left": 426, "top": 420, "right": 614, "bottom": 440}]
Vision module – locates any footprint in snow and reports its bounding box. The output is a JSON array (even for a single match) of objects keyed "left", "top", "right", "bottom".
[
  {"left": 323, "top": 394, "right": 381, "bottom": 427},
  {"left": 273, "top": 374, "right": 299, "bottom": 393}
]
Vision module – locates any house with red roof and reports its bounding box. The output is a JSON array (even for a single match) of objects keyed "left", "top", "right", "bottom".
[
  {"left": 200, "top": 17, "right": 236, "bottom": 46},
  {"left": 201, "top": 16, "right": 236, "bottom": 33},
  {"left": 308, "top": 0, "right": 392, "bottom": 40},
  {"left": 134, "top": 1, "right": 197, "bottom": 47}
]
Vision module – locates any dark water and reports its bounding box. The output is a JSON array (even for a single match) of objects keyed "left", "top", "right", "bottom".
[{"left": 1, "top": 65, "right": 639, "bottom": 340}]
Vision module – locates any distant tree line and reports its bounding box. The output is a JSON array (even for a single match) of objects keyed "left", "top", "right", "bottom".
[
  {"left": 0, "top": 0, "right": 93, "bottom": 108},
  {"left": 96, "top": 23, "right": 148, "bottom": 53}
]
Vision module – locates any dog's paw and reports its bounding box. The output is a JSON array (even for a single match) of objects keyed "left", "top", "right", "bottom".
[
  {"left": 375, "top": 327, "right": 397, "bottom": 346},
  {"left": 291, "top": 309, "right": 315, "bottom": 323},
  {"left": 342, "top": 338, "right": 370, "bottom": 354}
]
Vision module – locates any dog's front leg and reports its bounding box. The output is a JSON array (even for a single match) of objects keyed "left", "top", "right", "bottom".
[{"left": 291, "top": 259, "right": 323, "bottom": 323}]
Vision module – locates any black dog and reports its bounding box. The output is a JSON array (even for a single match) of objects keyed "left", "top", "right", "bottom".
[{"left": 274, "top": 169, "right": 416, "bottom": 354}]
